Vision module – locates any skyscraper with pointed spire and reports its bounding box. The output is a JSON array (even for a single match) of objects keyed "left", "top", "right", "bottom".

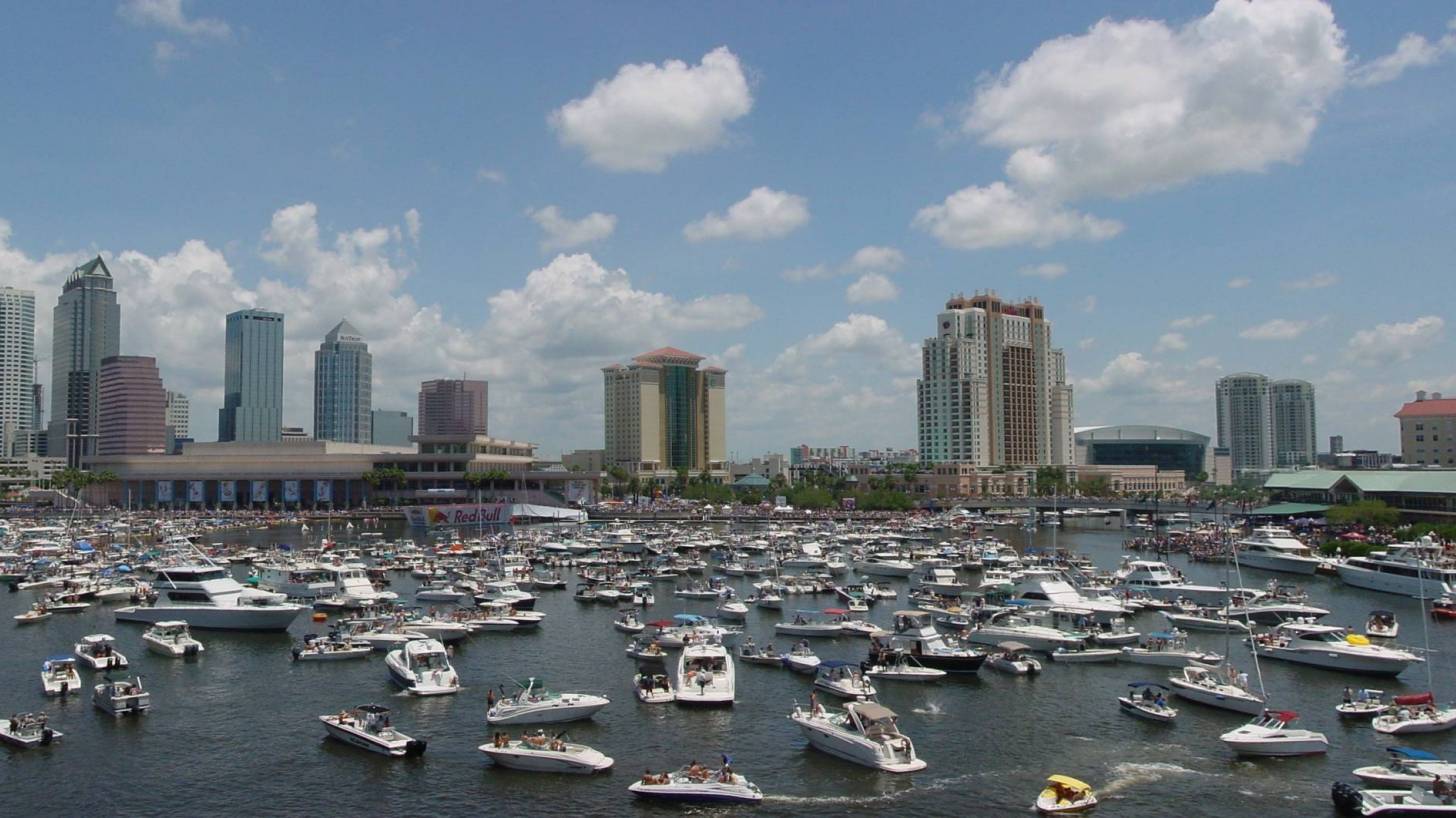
[
  {"left": 50, "top": 256, "right": 121, "bottom": 466},
  {"left": 313, "top": 319, "right": 372, "bottom": 443}
]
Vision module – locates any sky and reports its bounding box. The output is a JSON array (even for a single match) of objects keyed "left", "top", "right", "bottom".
[{"left": 1, "top": 0, "right": 1453, "bottom": 459}]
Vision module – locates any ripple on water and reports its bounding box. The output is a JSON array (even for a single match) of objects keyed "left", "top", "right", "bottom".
[{"left": 1101, "top": 761, "right": 1219, "bottom": 796}]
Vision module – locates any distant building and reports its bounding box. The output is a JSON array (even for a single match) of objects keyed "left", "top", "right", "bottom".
[
  {"left": 418, "top": 379, "right": 488, "bottom": 436},
  {"left": 219, "top": 308, "right": 284, "bottom": 443},
  {"left": 165, "top": 391, "right": 190, "bottom": 440},
  {"left": 1216, "top": 372, "right": 1274, "bottom": 477},
  {"left": 728, "top": 453, "right": 789, "bottom": 484},
  {"left": 370, "top": 409, "right": 414, "bottom": 447},
  {"left": 562, "top": 448, "right": 605, "bottom": 474},
  {"left": 51, "top": 257, "right": 121, "bottom": 466},
  {"left": 1396, "top": 391, "right": 1456, "bottom": 467},
  {"left": 0, "top": 287, "right": 35, "bottom": 457},
  {"left": 1075, "top": 425, "right": 1210, "bottom": 480},
  {"left": 1208, "top": 447, "right": 1233, "bottom": 486},
  {"left": 1272, "top": 379, "right": 1317, "bottom": 467},
  {"left": 313, "top": 319, "right": 372, "bottom": 443},
  {"left": 280, "top": 426, "right": 310, "bottom": 443},
  {"left": 917, "top": 292, "right": 1072, "bottom": 467},
  {"left": 1329, "top": 435, "right": 1344, "bottom": 455},
  {"left": 97, "top": 355, "right": 168, "bottom": 456},
  {"left": 603, "top": 347, "right": 727, "bottom": 481}
]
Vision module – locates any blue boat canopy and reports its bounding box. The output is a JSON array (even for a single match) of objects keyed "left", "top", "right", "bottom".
[
  {"left": 74, "top": 541, "right": 94, "bottom": 552},
  {"left": 819, "top": 659, "right": 859, "bottom": 668},
  {"left": 45, "top": 655, "right": 74, "bottom": 663},
  {"left": 1128, "top": 682, "right": 1171, "bottom": 689},
  {"left": 1147, "top": 631, "right": 1179, "bottom": 639},
  {"left": 1390, "top": 747, "right": 1440, "bottom": 760},
  {"left": 1004, "top": 599, "right": 1032, "bottom": 607},
  {"left": 673, "top": 614, "right": 706, "bottom": 624}
]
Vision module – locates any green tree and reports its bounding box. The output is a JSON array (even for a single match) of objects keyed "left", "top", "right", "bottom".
[
  {"left": 1326, "top": 499, "right": 1400, "bottom": 529},
  {"left": 1034, "top": 466, "right": 1069, "bottom": 496},
  {"left": 673, "top": 466, "right": 690, "bottom": 496},
  {"left": 1075, "top": 475, "right": 1112, "bottom": 497}
]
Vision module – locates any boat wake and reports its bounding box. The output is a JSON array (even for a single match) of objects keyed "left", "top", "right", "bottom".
[
  {"left": 763, "top": 772, "right": 988, "bottom": 806},
  {"left": 1101, "top": 761, "right": 1212, "bottom": 796},
  {"left": 910, "top": 702, "right": 945, "bottom": 716}
]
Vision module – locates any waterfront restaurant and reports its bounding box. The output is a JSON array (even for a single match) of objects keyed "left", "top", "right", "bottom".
[{"left": 83, "top": 434, "right": 598, "bottom": 509}]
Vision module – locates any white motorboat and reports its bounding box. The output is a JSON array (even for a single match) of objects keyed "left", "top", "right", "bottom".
[
  {"left": 480, "top": 731, "right": 613, "bottom": 773},
  {"left": 1250, "top": 622, "right": 1423, "bottom": 676},
  {"left": 74, "top": 634, "right": 128, "bottom": 671},
  {"left": 320, "top": 563, "right": 397, "bottom": 607},
  {"left": 1336, "top": 537, "right": 1456, "bottom": 598},
  {"left": 1119, "top": 682, "right": 1178, "bottom": 722},
  {"left": 986, "top": 641, "right": 1042, "bottom": 675},
  {"left": 864, "top": 651, "right": 946, "bottom": 681},
  {"left": 1168, "top": 665, "right": 1265, "bottom": 715},
  {"left": 836, "top": 615, "right": 885, "bottom": 638},
  {"left": 1331, "top": 781, "right": 1456, "bottom": 816},
  {"left": 750, "top": 590, "right": 783, "bottom": 610},
  {"left": 813, "top": 661, "right": 877, "bottom": 699},
  {"left": 487, "top": 677, "right": 610, "bottom": 724},
  {"left": 1354, "top": 747, "right": 1456, "bottom": 789},
  {"left": 141, "top": 619, "right": 205, "bottom": 657},
  {"left": 1373, "top": 693, "right": 1456, "bottom": 735},
  {"left": 254, "top": 561, "right": 333, "bottom": 598},
  {"left": 634, "top": 673, "right": 675, "bottom": 703},
  {"left": 341, "top": 621, "right": 429, "bottom": 652},
  {"left": 1009, "top": 569, "right": 1132, "bottom": 622},
  {"left": 967, "top": 611, "right": 1085, "bottom": 653},
  {"left": 790, "top": 700, "right": 926, "bottom": 773},
  {"left": 736, "top": 638, "right": 785, "bottom": 667},
  {"left": 1225, "top": 599, "right": 1331, "bottom": 625},
  {"left": 674, "top": 642, "right": 736, "bottom": 705},
  {"left": 613, "top": 610, "right": 646, "bottom": 633},
  {"left": 714, "top": 599, "right": 748, "bottom": 620},
  {"left": 1050, "top": 646, "right": 1121, "bottom": 663},
  {"left": 414, "top": 581, "right": 470, "bottom": 604},
  {"left": 292, "top": 631, "right": 371, "bottom": 661},
  {"left": 1367, "top": 610, "right": 1399, "bottom": 639},
  {"left": 1338, "top": 688, "right": 1393, "bottom": 719},
  {"left": 0, "top": 712, "right": 62, "bottom": 749},
  {"left": 1237, "top": 527, "right": 1322, "bottom": 575},
  {"left": 625, "top": 636, "right": 670, "bottom": 663},
  {"left": 629, "top": 765, "right": 763, "bottom": 804},
  {"left": 386, "top": 638, "right": 460, "bottom": 696},
  {"left": 115, "top": 562, "right": 305, "bottom": 631},
  {"left": 1114, "top": 559, "right": 1261, "bottom": 605},
  {"left": 775, "top": 610, "right": 843, "bottom": 638},
  {"left": 40, "top": 657, "right": 81, "bottom": 697},
  {"left": 396, "top": 616, "right": 470, "bottom": 643},
  {"left": 14, "top": 604, "right": 52, "bottom": 624},
  {"left": 855, "top": 553, "right": 916, "bottom": 577},
  {"left": 869, "top": 610, "right": 986, "bottom": 672},
  {"left": 914, "top": 565, "right": 968, "bottom": 596},
  {"left": 93, "top": 676, "right": 150, "bottom": 717},
  {"left": 1120, "top": 630, "right": 1222, "bottom": 667},
  {"left": 1161, "top": 608, "right": 1250, "bottom": 634},
  {"left": 320, "top": 705, "right": 426, "bottom": 757},
  {"left": 783, "top": 641, "right": 821, "bottom": 674},
  {"left": 475, "top": 579, "right": 537, "bottom": 610},
  {"left": 1220, "top": 710, "right": 1328, "bottom": 756}
]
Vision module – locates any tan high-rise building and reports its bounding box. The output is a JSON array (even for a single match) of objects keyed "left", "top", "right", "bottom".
[
  {"left": 603, "top": 347, "right": 726, "bottom": 481},
  {"left": 917, "top": 293, "right": 1072, "bottom": 466},
  {"left": 1397, "top": 390, "right": 1456, "bottom": 467}
]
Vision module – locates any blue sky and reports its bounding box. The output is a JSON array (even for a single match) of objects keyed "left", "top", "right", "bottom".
[{"left": 1, "top": 0, "right": 1453, "bottom": 458}]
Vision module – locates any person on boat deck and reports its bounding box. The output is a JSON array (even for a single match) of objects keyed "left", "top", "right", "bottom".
[
  {"left": 1343, "top": 686, "right": 1354, "bottom": 704},
  {"left": 1142, "top": 687, "right": 1155, "bottom": 703},
  {"left": 1154, "top": 693, "right": 1167, "bottom": 708}
]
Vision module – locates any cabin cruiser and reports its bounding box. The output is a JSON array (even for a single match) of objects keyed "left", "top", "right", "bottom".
[
  {"left": 1372, "top": 692, "right": 1456, "bottom": 735},
  {"left": 0, "top": 712, "right": 61, "bottom": 748},
  {"left": 292, "top": 631, "right": 371, "bottom": 661},
  {"left": 1250, "top": 623, "right": 1423, "bottom": 676},
  {"left": 1010, "top": 569, "right": 1131, "bottom": 623},
  {"left": 487, "top": 678, "right": 610, "bottom": 725},
  {"left": 74, "top": 634, "right": 128, "bottom": 670},
  {"left": 1168, "top": 665, "right": 1265, "bottom": 715},
  {"left": 414, "top": 581, "right": 470, "bottom": 604},
  {"left": 855, "top": 553, "right": 916, "bottom": 578},
  {"left": 813, "top": 661, "right": 877, "bottom": 699},
  {"left": 321, "top": 705, "right": 426, "bottom": 757},
  {"left": 1114, "top": 559, "right": 1261, "bottom": 606},
  {"left": 115, "top": 563, "right": 306, "bottom": 631},
  {"left": 790, "top": 700, "right": 926, "bottom": 772},
  {"left": 93, "top": 676, "right": 150, "bottom": 717},
  {"left": 1237, "top": 527, "right": 1322, "bottom": 575},
  {"left": 967, "top": 610, "right": 1086, "bottom": 653},
  {"left": 254, "top": 561, "right": 334, "bottom": 599},
  {"left": 1121, "top": 630, "right": 1223, "bottom": 667},
  {"left": 864, "top": 651, "right": 946, "bottom": 681},
  {"left": 783, "top": 641, "right": 822, "bottom": 674},
  {"left": 1225, "top": 598, "right": 1331, "bottom": 626},
  {"left": 775, "top": 610, "right": 842, "bottom": 637},
  {"left": 1162, "top": 607, "right": 1250, "bottom": 634},
  {"left": 475, "top": 579, "right": 538, "bottom": 610},
  {"left": 320, "top": 562, "right": 396, "bottom": 607},
  {"left": 674, "top": 642, "right": 735, "bottom": 705},
  {"left": 480, "top": 730, "right": 613, "bottom": 773},
  {"left": 986, "top": 641, "right": 1042, "bottom": 675},
  {"left": 1354, "top": 747, "right": 1456, "bottom": 789},
  {"left": 914, "top": 564, "right": 968, "bottom": 596},
  {"left": 386, "top": 638, "right": 460, "bottom": 696},
  {"left": 629, "top": 765, "right": 763, "bottom": 804},
  {"left": 869, "top": 610, "right": 986, "bottom": 672},
  {"left": 40, "top": 657, "right": 81, "bottom": 697},
  {"left": 1220, "top": 710, "right": 1327, "bottom": 756},
  {"left": 1331, "top": 781, "right": 1456, "bottom": 816},
  {"left": 1337, "top": 537, "right": 1456, "bottom": 598}
]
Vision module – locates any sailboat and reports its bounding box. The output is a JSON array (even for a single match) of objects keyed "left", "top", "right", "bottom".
[{"left": 1372, "top": 590, "right": 1456, "bottom": 734}]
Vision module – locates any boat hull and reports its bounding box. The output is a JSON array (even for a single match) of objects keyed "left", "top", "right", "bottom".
[
  {"left": 115, "top": 604, "right": 303, "bottom": 632},
  {"left": 792, "top": 717, "right": 926, "bottom": 773},
  {"left": 1239, "top": 554, "right": 1320, "bottom": 575},
  {"left": 1168, "top": 679, "right": 1265, "bottom": 715},
  {"left": 1337, "top": 564, "right": 1454, "bottom": 599},
  {"left": 479, "top": 745, "right": 613, "bottom": 773},
  {"left": 486, "top": 701, "right": 608, "bottom": 725},
  {"left": 1254, "top": 646, "right": 1417, "bottom": 677},
  {"left": 321, "top": 719, "right": 425, "bottom": 757}
]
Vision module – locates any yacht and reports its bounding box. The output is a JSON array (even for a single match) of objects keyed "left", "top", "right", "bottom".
[
  {"left": 385, "top": 638, "right": 460, "bottom": 696},
  {"left": 1220, "top": 710, "right": 1327, "bottom": 756},
  {"left": 74, "top": 634, "right": 128, "bottom": 671},
  {"left": 869, "top": 610, "right": 986, "bottom": 672},
  {"left": 1336, "top": 537, "right": 1456, "bottom": 598},
  {"left": 320, "top": 705, "right": 426, "bottom": 757},
  {"left": 480, "top": 732, "right": 613, "bottom": 773},
  {"left": 789, "top": 700, "right": 926, "bottom": 772},
  {"left": 93, "top": 676, "right": 150, "bottom": 717},
  {"left": 1237, "top": 527, "right": 1322, "bottom": 575},
  {"left": 914, "top": 564, "right": 968, "bottom": 596},
  {"left": 674, "top": 642, "right": 735, "bottom": 705},
  {"left": 1168, "top": 665, "right": 1265, "bottom": 715},
  {"left": 475, "top": 579, "right": 538, "bottom": 610},
  {"left": 1009, "top": 569, "right": 1131, "bottom": 623},
  {"left": 1114, "top": 559, "right": 1261, "bottom": 606},
  {"left": 115, "top": 563, "right": 306, "bottom": 631},
  {"left": 1250, "top": 623, "right": 1423, "bottom": 676},
  {"left": 0, "top": 713, "right": 61, "bottom": 749},
  {"left": 486, "top": 677, "right": 610, "bottom": 724},
  {"left": 967, "top": 610, "right": 1086, "bottom": 653},
  {"left": 40, "top": 657, "right": 81, "bottom": 697},
  {"left": 854, "top": 553, "right": 916, "bottom": 578},
  {"left": 254, "top": 562, "right": 334, "bottom": 598},
  {"left": 318, "top": 563, "right": 397, "bottom": 607}
]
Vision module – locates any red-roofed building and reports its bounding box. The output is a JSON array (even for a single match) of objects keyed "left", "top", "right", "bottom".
[{"left": 1397, "top": 391, "right": 1456, "bottom": 466}]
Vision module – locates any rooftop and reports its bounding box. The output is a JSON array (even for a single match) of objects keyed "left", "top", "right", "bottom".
[
  {"left": 63, "top": 256, "right": 114, "bottom": 290},
  {"left": 1396, "top": 398, "right": 1456, "bottom": 418},
  {"left": 633, "top": 346, "right": 705, "bottom": 366},
  {"left": 1265, "top": 470, "right": 1456, "bottom": 494},
  {"left": 1075, "top": 425, "right": 1210, "bottom": 445}
]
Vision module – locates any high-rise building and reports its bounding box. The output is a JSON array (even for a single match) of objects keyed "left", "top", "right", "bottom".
[
  {"left": 602, "top": 347, "right": 726, "bottom": 478},
  {"left": 1215, "top": 372, "right": 1274, "bottom": 476},
  {"left": 218, "top": 308, "right": 284, "bottom": 442},
  {"left": 50, "top": 256, "right": 121, "bottom": 466},
  {"left": 370, "top": 409, "right": 414, "bottom": 446},
  {"left": 97, "top": 355, "right": 167, "bottom": 455},
  {"left": 1329, "top": 435, "right": 1344, "bottom": 455},
  {"left": 0, "top": 287, "right": 35, "bottom": 457},
  {"left": 1396, "top": 390, "right": 1456, "bottom": 467},
  {"left": 1272, "top": 379, "right": 1317, "bottom": 467},
  {"left": 313, "top": 319, "right": 372, "bottom": 443},
  {"left": 417, "top": 379, "right": 488, "bottom": 436},
  {"left": 916, "top": 293, "right": 1072, "bottom": 466},
  {"left": 165, "top": 391, "right": 190, "bottom": 440}
]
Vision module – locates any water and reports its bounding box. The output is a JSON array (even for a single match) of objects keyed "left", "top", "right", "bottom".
[{"left": 4, "top": 523, "right": 1455, "bottom": 816}]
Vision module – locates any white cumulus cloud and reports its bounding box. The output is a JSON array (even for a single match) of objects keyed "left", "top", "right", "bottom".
[
  {"left": 845, "top": 273, "right": 899, "bottom": 304},
  {"left": 913, "top": 182, "right": 1121, "bottom": 250},
  {"left": 525, "top": 205, "right": 617, "bottom": 252},
  {"left": 781, "top": 264, "right": 831, "bottom": 282},
  {"left": 118, "top": 0, "right": 231, "bottom": 38},
  {"left": 1352, "top": 19, "right": 1456, "bottom": 87},
  {"left": 843, "top": 245, "right": 905, "bottom": 273},
  {"left": 1347, "top": 315, "right": 1445, "bottom": 364},
  {"left": 1239, "top": 318, "right": 1313, "bottom": 341},
  {"left": 1154, "top": 332, "right": 1188, "bottom": 353},
  {"left": 1170, "top": 313, "right": 1214, "bottom": 329},
  {"left": 550, "top": 46, "right": 753, "bottom": 173},
  {"left": 684, "top": 187, "right": 809, "bottom": 242}
]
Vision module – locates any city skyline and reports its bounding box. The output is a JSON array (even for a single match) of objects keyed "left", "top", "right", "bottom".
[{"left": 1, "top": 2, "right": 1453, "bottom": 456}]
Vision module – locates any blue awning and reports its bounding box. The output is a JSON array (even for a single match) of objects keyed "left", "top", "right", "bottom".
[{"left": 1390, "top": 747, "right": 1439, "bottom": 760}]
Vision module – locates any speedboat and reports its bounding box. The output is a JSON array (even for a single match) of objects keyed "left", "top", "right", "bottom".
[
  {"left": 1355, "top": 747, "right": 1456, "bottom": 789},
  {"left": 14, "top": 603, "right": 52, "bottom": 624},
  {"left": 1336, "top": 537, "right": 1456, "bottom": 599},
  {"left": 855, "top": 553, "right": 916, "bottom": 577},
  {"left": 783, "top": 641, "right": 822, "bottom": 674},
  {"left": 775, "top": 610, "right": 843, "bottom": 637},
  {"left": 142, "top": 620, "right": 205, "bottom": 656},
  {"left": 1220, "top": 710, "right": 1327, "bottom": 756},
  {"left": 1168, "top": 665, "right": 1265, "bottom": 715},
  {"left": 487, "top": 677, "right": 610, "bottom": 724},
  {"left": 0, "top": 712, "right": 62, "bottom": 749},
  {"left": 1338, "top": 688, "right": 1392, "bottom": 719},
  {"left": 115, "top": 562, "right": 306, "bottom": 631},
  {"left": 1114, "top": 558, "right": 1260, "bottom": 606},
  {"left": 480, "top": 731, "right": 613, "bottom": 773},
  {"left": 1331, "top": 781, "right": 1456, "bottom": 816},
  {"left": 320, "top": 705, "right": 426, "bottom": 757},
  {"left": 74, "top": 634, "right": 128, "bottom": 671},
  {"left": 837, "top": 616, "right": 884, "bottom": 637},
  {"left": 40, "top": 657, "right": 81, "bottom": 697},
  {"left": 1373, "top": 693, "right": 1456, "bottom": 735},
  {"left": 629, "top": 764, "right": 763, "bottom": 804},
  {"left": 414, "top": 581, "right": 469, "bottom": 604},
  {"left": 1036, "top": 775, "right": 1099, "bottom": 814},
  {"left": 864, "top": 651, "right": 946, "bottom": 681},
  {"left": 968, "top": 611, "right": 1086, "bottom": 653},
  {"left": 385, "top": 638, "right": 460, "bottom": 696},
  {"left": 1120, "top": 630, "right": 1222, "bottom": 667},
  {"left": 813, "top": 661, "right": 877, "bottom": 699},
  {"left": 613, "top": 610, "right": 646, "bottom": 633},
  {"left": 715, "top": 599, "right": 748, "bottom": 620},
  {"left": 736, "top": 638, "right": 784, "bottom": 667},
  {"left": 1250, "top": 622, "right": 1423, "bottom": 676},
  {"left": 1237, "top": 526, "right": 1322, "bottom": 575},
  {"left": 1050, "top": 646, "right": 1121, "bottom": 663},
  {"left": 986, "top": 641, "right": 1042, "bottom": 675},
  {"left": 790, "top": 700, "right": 926, "bottom": 772},
  {"left": 674, "top": 642, "right": 735, "bottom": 705},
  {"left": 475, "top": 580, "right": 537, "bottom": 611},
  {"left": 1434, "top": 598, "right": 1456, "bottom": 621},
  {"left": 635, "top": 673, "right": 675, "bottom": 703},
  {"left": 1161, "top": 608, "right": 1249, "bottom": 634},
  {"left": 1367, "top": 610, "right": 1399, "bottom": 639},
  {"left": 1119, "top": 682, "right": 1177, "bottom": 723},
  {"left": 93, "top": 676, "right": 150, "bottom": 717},
  {"left": 292, "top": 632, "right": 371, "bottom": 661},
  {"left": 869, "top": 610, "right": 986, "bottom": 672},
  {"left": 625, "top": 636, "right": 670, "bottom": 663}
]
